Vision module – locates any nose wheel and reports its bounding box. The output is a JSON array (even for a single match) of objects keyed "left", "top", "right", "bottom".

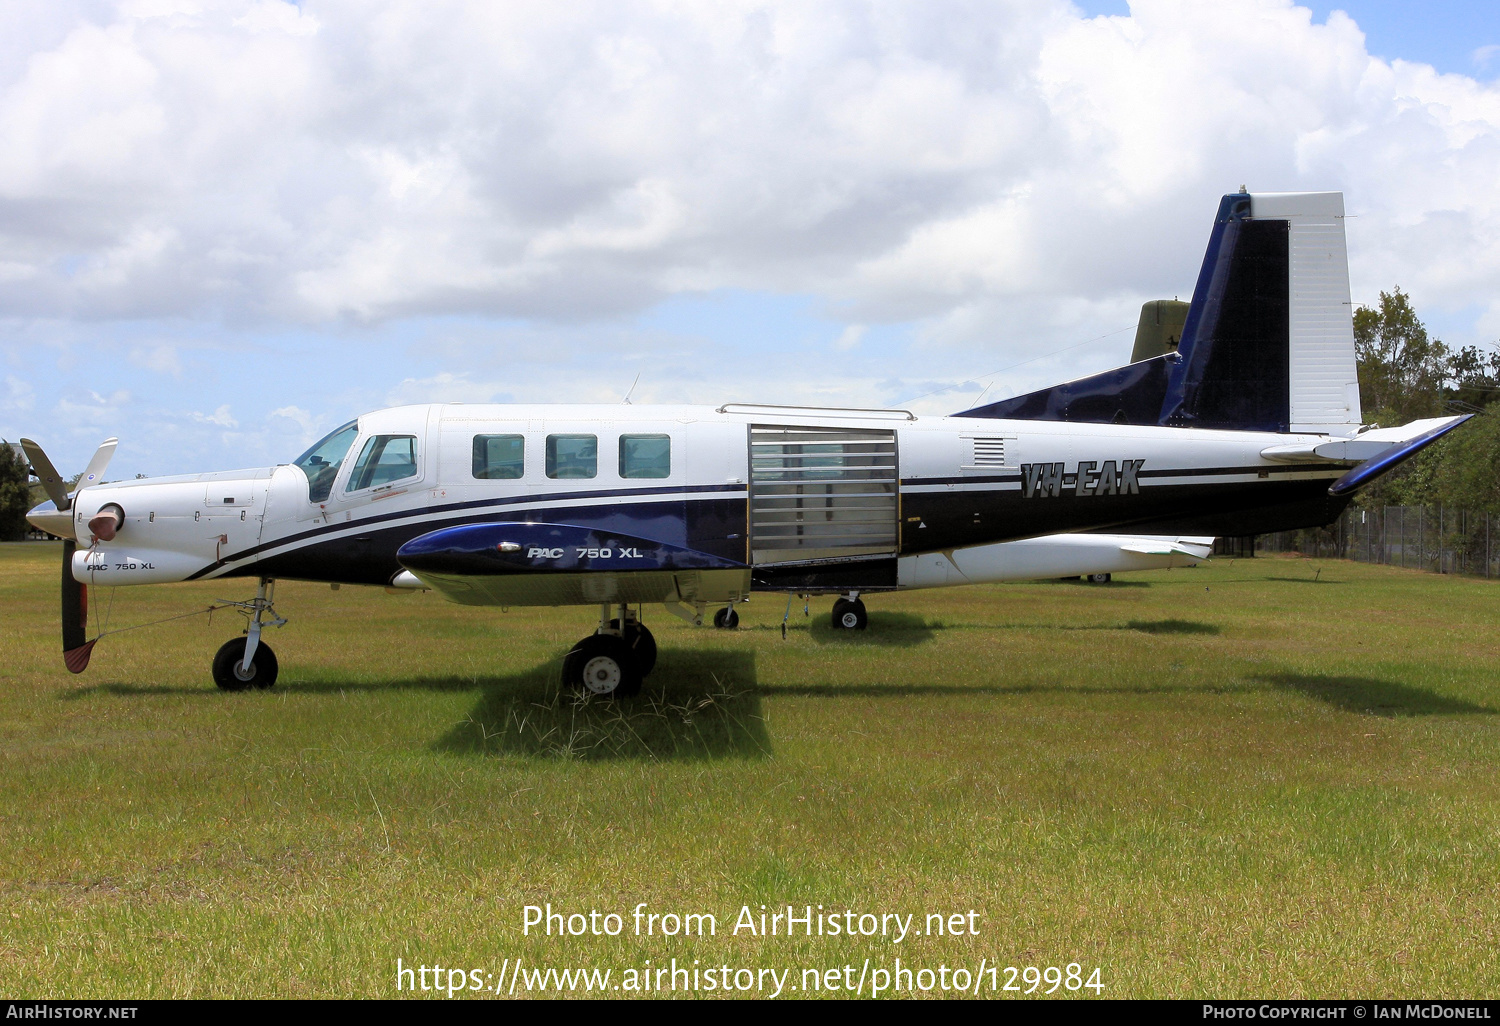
[
  {"left": 212, "top": 577, "right": 286, "bottom": 691},
  {"left": 212, "top": 637, "right": 278, "bottom": 690}
]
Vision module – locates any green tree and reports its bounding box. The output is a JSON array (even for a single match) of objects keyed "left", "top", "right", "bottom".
[
  {"left": 1386, "top": 405, "right": 1500, "bottom": 515},
  {"left": 1447, "top": 343, "right": 1500, "bottom": 409},
  {"left": 0, "top": 442, "right": 32, "bottom": 541},
  {"left": 1353, "top": 287, "right": 1452, "bottom": 423}
]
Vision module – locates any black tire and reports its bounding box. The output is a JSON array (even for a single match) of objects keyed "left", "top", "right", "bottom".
[
  {"left": 563, "top": 634, "right": 643, "bottom": 699},
  {"left": 830, "top": 598, "right": 868, "bottom": 631},
  {"left": 607, "top": 619, "right": 657, "bottom": 676},
  {"left": 1087, "top": 573, "right": 1112, "bottom": 584},
  {"left": 212, "top": 637, "right": 278, "bottom": 691},
  {"left": 712, "top": 606, "right": 740, "bottom": 630}
]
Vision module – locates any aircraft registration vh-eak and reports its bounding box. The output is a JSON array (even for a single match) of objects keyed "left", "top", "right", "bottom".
[{"left": 24, "top": 191, "right": 1469, "bottom": 698}]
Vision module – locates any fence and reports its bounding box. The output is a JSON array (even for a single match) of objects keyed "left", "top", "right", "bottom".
[{"left": 1247, "top": 506, "right": 1500, "bottom": 578}]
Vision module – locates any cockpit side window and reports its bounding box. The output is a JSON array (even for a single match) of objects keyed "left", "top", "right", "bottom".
[
  {"left": 346, "top": 435, "right": 419, "bottom": 492},
  {"left": 294, "top": 421, "right": 359, "bottom": 503}
]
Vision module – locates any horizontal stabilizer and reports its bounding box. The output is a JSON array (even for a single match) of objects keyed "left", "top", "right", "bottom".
[
  {"left": 1119, "top": 537, "right": 1216, "bottom": 558},
  {"left": 1328, "top": 416, "right": 1471, "bottom": 496},
  {"left": 1261, "top": 417, "right": 1464, "bottom": 464}
]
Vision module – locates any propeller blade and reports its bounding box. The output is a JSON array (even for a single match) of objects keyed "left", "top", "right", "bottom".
[
  {"left": 61, "top": 540, "right": 94, "bottom": 673},
  {"left": 77, "top": 438, "right": 118, "bottom": 492},
  {"left": 20, "top": 437, "right": 70, "bottom": 511}
]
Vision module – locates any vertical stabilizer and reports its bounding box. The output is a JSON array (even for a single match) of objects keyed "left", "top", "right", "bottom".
[{"left": 959, "top": 190, "right": 1364, "bottom": 435}]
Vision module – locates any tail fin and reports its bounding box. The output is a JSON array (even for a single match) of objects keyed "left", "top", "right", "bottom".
[{"left": 959, "top": 191, "right": 1362, "bottom": 433}]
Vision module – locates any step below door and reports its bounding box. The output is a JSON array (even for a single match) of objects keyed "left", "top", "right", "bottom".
[{"left": 749, "top": 425, "right": 898, "bottom": 565}]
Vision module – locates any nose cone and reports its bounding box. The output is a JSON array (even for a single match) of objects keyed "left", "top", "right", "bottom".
[{"left": 26, "top": 501, "right": 74, "bottom": 540}]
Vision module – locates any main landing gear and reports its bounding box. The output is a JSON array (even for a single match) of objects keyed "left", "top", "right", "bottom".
[
  {"left": 563, "top": 603, "right": 656, "bottom": 699},
  {"left": 212, "top": 578, "right": 285, "bottom": 691},
  {"left": 830, "top": 593, "right": 868, "bottom": 631}
]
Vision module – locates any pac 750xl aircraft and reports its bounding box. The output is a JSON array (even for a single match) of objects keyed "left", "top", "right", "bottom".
[{"left": 25, "top": 191, "right": 1467, "bottom": 697}]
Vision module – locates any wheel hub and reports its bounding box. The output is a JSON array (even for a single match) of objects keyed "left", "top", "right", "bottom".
[
  {"left": 581, "top": 656, "right": 622, "bottom": 695},
  {"left": 840, "top": 611, "right": 860, "bottom": 628},
  {"left": 233, "top": 660, "right": 257, "bottom": 682}
]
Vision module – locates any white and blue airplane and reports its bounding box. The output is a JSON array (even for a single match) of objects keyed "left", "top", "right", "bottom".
[{"left": 24, "top": 191, "right": 1467, "bottom": 697}]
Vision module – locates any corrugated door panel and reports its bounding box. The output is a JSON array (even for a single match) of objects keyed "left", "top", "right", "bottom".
[{"left": 749, "top": 426, "right": 898, "bottom": 565}]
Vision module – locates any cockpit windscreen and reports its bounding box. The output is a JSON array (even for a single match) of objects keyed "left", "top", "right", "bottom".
[{"left": 294, "top": 421, "right": 359, "bottom": 503}]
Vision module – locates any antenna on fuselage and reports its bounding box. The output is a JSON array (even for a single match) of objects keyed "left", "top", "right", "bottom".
[{"left": 622, "top": 372, "right": 641, "bottom": 405}]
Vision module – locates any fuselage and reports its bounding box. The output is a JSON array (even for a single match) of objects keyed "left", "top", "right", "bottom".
[{"left": 56, "top": 402, "right": 1349, "bottom": 595}]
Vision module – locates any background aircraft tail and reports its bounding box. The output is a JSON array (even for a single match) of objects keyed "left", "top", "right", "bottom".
[{"left": 959, "top": 191, "right": 1363, "bottom": 434}]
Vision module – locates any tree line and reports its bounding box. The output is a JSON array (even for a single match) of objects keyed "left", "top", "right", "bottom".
[{"left": 1354, "top": 288, "right": 1500, "bottom": 514}]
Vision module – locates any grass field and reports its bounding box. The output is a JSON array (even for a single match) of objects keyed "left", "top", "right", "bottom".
[{"left": 2, "top": 541, "right": 1498, "bottom": 999}]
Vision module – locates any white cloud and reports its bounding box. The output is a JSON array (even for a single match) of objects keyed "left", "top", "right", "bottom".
[
  {"left": 0, "top": 0, "right": 1496, "bottom": 479},
  {"left": 128, "top": 342, "right": 182, "bottom": 376},
  {"left": 191, "top": 403, "right": 236, "bottom": 427},
  {"left": 385, "top": 372, "right": 512, "bottom": 406},
  {"left": 832, "top": 324, "right": 866, "bottom": 351},
  {"left": 2, "top": 374, "right": 34, "bottom": 413},
  {"left": 0, "top": 0, "right": 1489, "bottom": 336}
]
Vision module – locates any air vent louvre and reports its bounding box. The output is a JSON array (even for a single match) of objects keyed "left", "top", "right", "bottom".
[{"left": 964, "top": 436, "right": 1008, "bottom": 468}]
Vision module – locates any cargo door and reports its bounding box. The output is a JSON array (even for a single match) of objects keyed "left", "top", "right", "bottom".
[{"left": 749, "top": 425, "right": 898, "bottom": 565}]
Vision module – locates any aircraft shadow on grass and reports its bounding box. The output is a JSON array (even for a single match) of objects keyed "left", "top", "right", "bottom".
[
  {"left": 800, "top": 614, "right": 1217, "bottom": 642},
  {"left": 1124, "top": 619, "right": 1220, "bottom": 635},
  {"left": 807, "top": 611, "right": 938, "bottom": 647},
  {"left": 1255, "top": 673, "right": 1495, "bottom": 717},
  {"left": 65, "top": 650, "right": 773, "bottom": 762},
  {"left": 435, "top": 648, "right": 771, "bottom": 762}
]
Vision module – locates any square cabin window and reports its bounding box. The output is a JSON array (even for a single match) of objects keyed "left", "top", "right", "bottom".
[
  {"left": 619, "top": 434, "right": 671, "bottom": 478},
  {"left": 545, "top": 434, "right": 597, "bottom": 479},
  {"left": 472, "top": 434, "right": 524, "bottom": 479}
]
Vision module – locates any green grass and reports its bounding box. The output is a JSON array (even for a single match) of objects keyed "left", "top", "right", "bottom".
[{"left": 2, "top": 542, "right": 1499, "bottom": 998}]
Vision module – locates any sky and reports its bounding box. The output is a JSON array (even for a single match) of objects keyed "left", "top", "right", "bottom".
[{"left": 1, "top": 0, "right": 1498, "bottom": 478}]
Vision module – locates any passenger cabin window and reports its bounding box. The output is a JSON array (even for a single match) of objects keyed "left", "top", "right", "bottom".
[
  {"left": 472, "top": 434, "right": 524, "bottom": 479},
  {"left": 345, "top": 435, "right": 419, "bottom": 492},
  {"left": 294, "top": 421, "right": 359, "bottom": 503},
  {"left": 545, "top": 434, "right": 596, "bottom": 479},
  {"left": 619, "top": 434, "right": 670, "bottom": 478}
]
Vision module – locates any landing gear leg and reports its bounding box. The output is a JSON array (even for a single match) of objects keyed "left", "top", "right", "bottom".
[
  {"left": 212, "top": 578, "right": 284, "bottom": 691},
  {"left": 830, "top": 592, "right": 868, "bottom": 630},
  {"left": 608, "top": 603, "right": 657, "bottom": 675}
]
